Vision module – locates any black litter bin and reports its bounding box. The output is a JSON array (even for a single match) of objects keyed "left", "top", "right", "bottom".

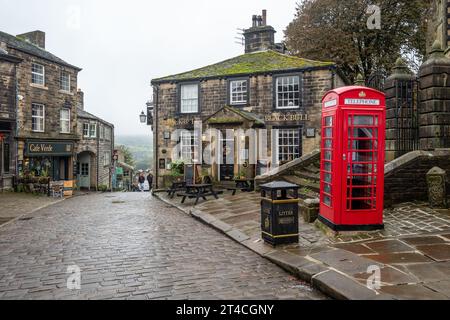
[{"left": 260, "top": 181, "right": 300, "bottom": 246}]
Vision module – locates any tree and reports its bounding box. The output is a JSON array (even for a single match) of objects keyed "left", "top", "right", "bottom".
[
  {"left": 116, "top": 145, "right": 135, "bottom": 167},
  {"left": 284, "top": 0, "right": 431, "bottom": 82}
]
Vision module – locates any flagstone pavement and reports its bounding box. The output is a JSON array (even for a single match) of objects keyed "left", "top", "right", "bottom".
[{"left": 156, "top": 189, "right": 450, "bottom": 300}]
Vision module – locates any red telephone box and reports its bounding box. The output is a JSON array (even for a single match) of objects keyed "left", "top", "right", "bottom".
[{"left": 319, "top": 86, "right": 386, "bottom": 231}]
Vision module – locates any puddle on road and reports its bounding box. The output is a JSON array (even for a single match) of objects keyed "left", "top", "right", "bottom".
[{"left": 112, "top": 201, "right": 126, "bottom": 204}]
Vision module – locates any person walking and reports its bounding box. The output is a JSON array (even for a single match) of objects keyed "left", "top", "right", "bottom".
[
  {"left": 147, "top": 173, "right": 153, "bottom": 192},
  {"left": 138, "top": 173, "right": 146, "bottom": 192}
]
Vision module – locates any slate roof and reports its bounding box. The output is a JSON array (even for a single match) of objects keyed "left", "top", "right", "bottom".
[
  {"left": 0, "top": 30, "right": 81, "bottom": 71},
  {"left": 152, "top": 50, "right": 335, "bottom": 83},
  {"left": 77, "top": 108, "right": 114, "bottom": 127}
]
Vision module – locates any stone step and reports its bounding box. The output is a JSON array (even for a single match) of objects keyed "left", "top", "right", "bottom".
[
  {"left": 303, "top": 164, "right": 321, "bottom": 174},
  {"left": 281, "top": 175, "right": 321, "bottom": 193},
  {"left": 294, "top": 170, "right": 320, "bottom": 182}
]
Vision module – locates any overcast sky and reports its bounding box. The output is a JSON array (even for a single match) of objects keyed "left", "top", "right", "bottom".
[{"left": 0, "top": 0, "right": 299, "bottom": 136}]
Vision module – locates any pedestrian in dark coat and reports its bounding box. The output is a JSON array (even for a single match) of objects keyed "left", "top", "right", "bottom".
[{"left": 147, "top": 173, "right": 153, "bottom": 191}]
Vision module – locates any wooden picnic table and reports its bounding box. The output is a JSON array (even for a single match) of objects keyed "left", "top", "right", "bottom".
[
  {"left": 228, "top": 179, "right": 255, "bottom": 195},
  {"left": 167, "top": 181, "right": 186, "bottom": 198},
  {"left": 178, "top": 184, "right": 219, "bottom": 205}
]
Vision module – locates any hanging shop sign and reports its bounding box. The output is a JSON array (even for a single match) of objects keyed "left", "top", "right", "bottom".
[{"left": 25, "top": 141, "right": 74, "bottom": 156}]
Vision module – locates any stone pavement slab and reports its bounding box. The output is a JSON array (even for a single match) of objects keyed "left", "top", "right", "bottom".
[
  {"left": 379, "top": 284, "right": 448, "bottom": 300},
  {"left": 0, "top": 192, "right": 62, "bottom": 226},
  {"left": 415, "top": 244, "right": 450, "bottom": 262}
]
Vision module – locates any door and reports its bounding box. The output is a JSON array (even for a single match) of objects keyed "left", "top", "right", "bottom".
[
  {"left": 219, "top": 132, "right": 235, "bottom": 181},
  {"left": 79, "top": 162, "right": 90, "bottom": 189},
  {"left": 342, "top": 111, "right": 384, "bottom": 225}
]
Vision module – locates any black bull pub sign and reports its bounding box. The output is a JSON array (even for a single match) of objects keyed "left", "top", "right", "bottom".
[{"left": 25, "top": 141, "right": 74, "bottom": 157}]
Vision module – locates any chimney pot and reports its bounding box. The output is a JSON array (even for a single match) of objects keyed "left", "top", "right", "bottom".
[{"left": 262, "top": 10, "right": 267, "bottom": 26}]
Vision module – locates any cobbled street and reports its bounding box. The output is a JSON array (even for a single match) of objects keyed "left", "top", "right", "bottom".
[{"left": 0, "top": 193, "right": 325, "bottom": 300}]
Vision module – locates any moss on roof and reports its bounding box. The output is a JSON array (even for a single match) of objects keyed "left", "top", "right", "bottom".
[{"left": 152, "top": 50, "right": 334, "bottom": 83}]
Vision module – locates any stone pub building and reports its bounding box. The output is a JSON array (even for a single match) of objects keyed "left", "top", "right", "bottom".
[{"left": 150, "top": 11, "right": 346, "bottom": 188}]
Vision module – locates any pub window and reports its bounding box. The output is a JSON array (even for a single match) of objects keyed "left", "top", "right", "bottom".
[
  {"left": 180, "top": 84, "right": 199, "bottom": 114},
  {"left": 60, "top": 71, "right": 71, "bottom": 92},
  {"left": 83, "top": 123, "right": 89, "bottom": 138},
  {"left": 89, "top": 123, "right": 97, "bottom": 138},
  {"left": 230, "top": 80, "right": 248, "bottom": 105},
  {"left": 60, "top": 108, "right": 71, "bottom": 133},
  {"left": 31, "top": 103, "right": 45, "bottom": 132},
  {"left": 180, "top": 131, "right": 199, "bottom": 163},
  {"left": 276, "top": 75, "right": 300, "bottom": 109},
  {"left": 3, "top": 142, "right": 10, "bottom": 174},
  {"left": 31, "top": 63, "right": 45, "bottom": 85},
  {"left": 277, "top": 128, "right": 300, "bottom": 163}
]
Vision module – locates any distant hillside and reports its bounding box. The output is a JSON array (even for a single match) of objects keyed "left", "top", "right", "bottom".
[{"left": 116, "top": 135, "right": 153, "bottom": 171}]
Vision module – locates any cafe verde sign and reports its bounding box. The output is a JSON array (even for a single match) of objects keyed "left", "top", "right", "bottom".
[{"left": 25, "top": 141, "right": 74, "bottom": 156}]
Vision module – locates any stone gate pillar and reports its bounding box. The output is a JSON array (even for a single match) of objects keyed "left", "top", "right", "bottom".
[
  {"left": 418, "top": 40, "right": 450, "bottom": 150},
  {"left": 384, "top": 58, "right": 418, "bottom": 162}
]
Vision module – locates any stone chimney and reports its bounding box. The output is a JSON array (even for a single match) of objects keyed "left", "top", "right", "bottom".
[
  {"left": 16, "top": 31, "right": 46, "bottom": 49},
  {"left": 77, "top": 89, "right": 84, "bottom": 111},
  {"left": 243, "top": 10, "right": 276, "bottom": 53}
]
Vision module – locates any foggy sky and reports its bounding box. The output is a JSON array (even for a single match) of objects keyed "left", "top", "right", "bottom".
[{"left": 0, "top": 0, "right": 299, "bottom": 136}]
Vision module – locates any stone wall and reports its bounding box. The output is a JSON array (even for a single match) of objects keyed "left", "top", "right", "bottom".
[
  {"left": 384, "top": 150, "right": 450, "bottom": 206},
  {"left": 0, "top": 57, "right": 17, "bottom": 118}
]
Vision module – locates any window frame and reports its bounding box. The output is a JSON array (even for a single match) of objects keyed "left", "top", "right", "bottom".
[
  {"left": 31, "top": 63, "right": 45, "bottom": 86},
  {"left": 274, "top": 126, "right": 302, "bottom": 164},
  {"left": 60, "top": 70, "right": 71, "bottom": 92},
  {"left": 60, "top": 108, "right": 71, "bottom": 134},
  {"left": 83, "top": 123, "right": 90, "bottom": 138},
  {"left": 103, "top": 151, "right": 111, "bottom": 166},
  {"left": 89, "top": 123, "right": 97, "bottom": 138},
  {"left": 31, "top": 103, "right": 45, "bottom": 132},
  {"left": 178, "top": 82, "right": 200, "bottom": 114},
  {"left": 179, "top": 130, "right": 199, "bottom": 163},
  {"left": 273, "top": 74, "right": 303, "bottom": 110},
  {"left": 227, "top": 77, "right": 249, "bottom": 106}
]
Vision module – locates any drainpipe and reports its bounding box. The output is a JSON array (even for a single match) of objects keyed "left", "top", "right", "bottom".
[
  {"left": 154, "top": 85, "right": 159, "bottom": 189},
  {"left": 14, "top": 63, "right": 19, "bottom": 187},
  {"left": 96, "top": 120, "right": 100, "bottom": 191}
]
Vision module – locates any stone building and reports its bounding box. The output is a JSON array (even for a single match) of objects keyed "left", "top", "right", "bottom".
[
  {"left": 150, "top": 11, "right": 346, "bottom": 188},
  {"left": 76, "top": 90, "right": 114, "bottom": 190},
  {"left": 0, "top": 46, "right": 21, "bottom": 190},
  {"left": 0, "top": 30, "right": 82, "bottom": 182}
]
